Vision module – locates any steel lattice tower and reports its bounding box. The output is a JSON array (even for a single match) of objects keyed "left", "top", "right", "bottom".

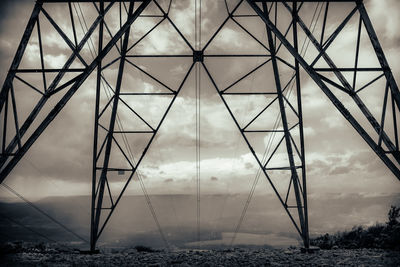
[{"left": 0, "top": 0, "right": 399, "bottom": 252}]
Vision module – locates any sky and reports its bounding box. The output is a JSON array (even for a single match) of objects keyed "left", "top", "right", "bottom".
[{"left": 0, "top": 0, "right": 399, "bottom": 206}]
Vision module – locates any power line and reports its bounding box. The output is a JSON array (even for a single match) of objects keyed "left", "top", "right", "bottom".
[
  {"left": 1, "top": 212, "right": 56, "bottom": 243},
  {"left": 1, "top": 208, "right": 91, "bottom": 266},
  {"left": 0, "top": 183, "right": 89, "bottom": 244},
  {"left": 195, "top": 0, "right": 202, "bottom": 247}
]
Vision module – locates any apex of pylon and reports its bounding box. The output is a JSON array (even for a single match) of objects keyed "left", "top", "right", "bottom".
[{"left": 193, "top": 50, "right": 203, "bottom": 63}]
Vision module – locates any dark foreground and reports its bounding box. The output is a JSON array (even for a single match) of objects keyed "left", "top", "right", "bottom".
[
  {"left": 1, "top": 245, "right": 400, "bottom": 267},
  {"left": 0, "top": 249, "right": 400, "bottom": 266}
]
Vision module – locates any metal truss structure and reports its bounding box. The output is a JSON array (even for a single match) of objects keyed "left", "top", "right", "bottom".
[{"left": 0, "top": 0, "right": 399, "bottom": 252}]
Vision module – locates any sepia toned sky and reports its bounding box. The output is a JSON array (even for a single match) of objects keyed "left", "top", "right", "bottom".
[{"left": 0, "top": 0, "right": 400, "bottom": 204}]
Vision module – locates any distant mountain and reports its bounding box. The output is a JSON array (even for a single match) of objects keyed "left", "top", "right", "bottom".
[{"left": 1, "top": 193, "right": 399, "bottom": 249}]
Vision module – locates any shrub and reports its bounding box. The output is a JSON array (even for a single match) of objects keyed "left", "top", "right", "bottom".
[
  {"left": 388, "top": 206, "right": 400, "bottom": 227},
  {"left": 134, "top": 245, "right": 156, "bottom": 252},
  {"left": 310, "top": 205, "right": 400, "bottom": 250}
]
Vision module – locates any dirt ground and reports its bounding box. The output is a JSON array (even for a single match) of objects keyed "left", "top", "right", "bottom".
[{"left": 1, "top": 245, "right": 400, "bottom": 266}]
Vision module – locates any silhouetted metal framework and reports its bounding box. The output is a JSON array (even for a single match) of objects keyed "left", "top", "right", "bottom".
[{"left": 0, "top": 0, "right": 399, "bottom": 252}]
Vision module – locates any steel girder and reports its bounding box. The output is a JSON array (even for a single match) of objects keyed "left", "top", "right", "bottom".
[
  {"left": 0, "top": 0, "right": 151, "bottom": 249},
  {"left": 0, "top": 1, "right": 151, "bottom": 183},
  {"left": 0, "top": 0, "right": 399, "bottom": 252},
  {"left": 247, "top": 0, "right": 400, "bottom": 179}
]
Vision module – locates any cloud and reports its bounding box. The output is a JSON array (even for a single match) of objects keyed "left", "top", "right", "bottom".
[
  {"left": 44, "top": 54, "right": 68, "bottom": 68},
  {"left": 0, "top": 0, "right": 399, "bottom": 202},
  {"left": 134, "top": 21, "right": 191, "bottom": 54},
  {"left": 368, "top": 0, "right": 400, "bottom": 41}
]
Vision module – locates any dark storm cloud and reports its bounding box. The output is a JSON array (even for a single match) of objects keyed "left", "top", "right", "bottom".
[{"left": 0, "top": 0, "right": 32, "bottom": 25}]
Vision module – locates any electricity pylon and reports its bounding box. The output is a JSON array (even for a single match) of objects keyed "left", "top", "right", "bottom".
[{"left": 0, "top": 0, "right": 399, "bottom": 252}]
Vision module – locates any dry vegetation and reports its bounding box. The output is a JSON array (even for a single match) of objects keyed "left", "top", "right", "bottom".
[{"left": 310, "top": 206, "right": 400, "bottom": 250}]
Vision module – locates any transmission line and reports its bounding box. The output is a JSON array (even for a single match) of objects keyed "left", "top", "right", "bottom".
[
  {"left": 1, "top": 212, "right": 56, "bottom": 243},
  {"left": 195, "top": 0, "right": 202, "bottom": 247},
  {"left": 0, "top": 183, "right": 88, "bottom": 243},
  {"left": 1, "top": 206, "right": 90, "bottom": 266}
]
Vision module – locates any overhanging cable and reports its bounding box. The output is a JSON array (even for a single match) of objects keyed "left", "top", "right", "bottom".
[
  {"left": 0, "top": 183, "right": 88, "bottom": 244},
  {"left": 195, "top": 0, "right": 202, "bottom": 246},
  {"left": 1, "top": 212, "right": 56, "bottom": 243}
]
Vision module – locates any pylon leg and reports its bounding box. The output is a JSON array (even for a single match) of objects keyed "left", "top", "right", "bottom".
[
  {"left": 262, "top": 2, "right": 308, "bottom": 248},
  {"left": 247, "top": 0, "right": 400, "bottom": 180}
]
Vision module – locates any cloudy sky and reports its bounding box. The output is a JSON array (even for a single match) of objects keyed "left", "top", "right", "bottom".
[{"left": 0, "top": 0, "right": 400, "bottom": 209}]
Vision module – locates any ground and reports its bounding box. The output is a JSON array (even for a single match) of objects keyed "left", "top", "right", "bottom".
[{"left": 1, "top": 245, "right": 400, "bottom": 266}]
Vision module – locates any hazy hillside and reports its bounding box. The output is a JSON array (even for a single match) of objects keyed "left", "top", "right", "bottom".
[{"left": 1, "top": 193, "right": 399, "bottom": 249}]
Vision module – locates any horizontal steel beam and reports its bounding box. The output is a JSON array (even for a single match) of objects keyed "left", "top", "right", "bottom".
[
  {"left": 314, "top": 68, "right": 386, "bottom": 72},
  {"left": 10, "top": 68, "right": 85, "bottom": 73}
]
